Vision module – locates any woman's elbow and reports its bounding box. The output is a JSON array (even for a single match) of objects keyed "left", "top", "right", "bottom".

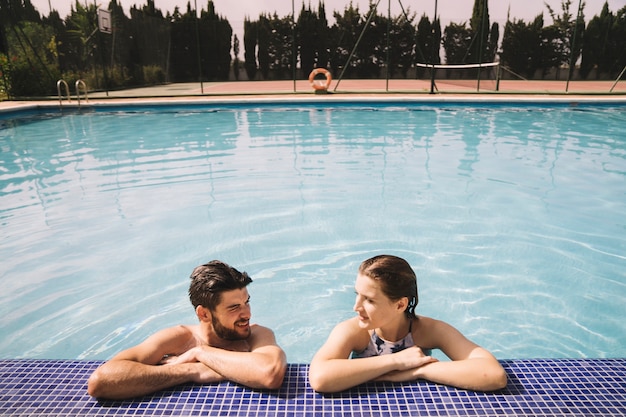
[
  {"left": 493, "top": 366, "right": 508, "bottom": 390},
  {"left": 308, "top": 372, "right": 323, "bottom": 392},
  {"left": 308, "top": 366, "right": 337, "bottom": 393}
]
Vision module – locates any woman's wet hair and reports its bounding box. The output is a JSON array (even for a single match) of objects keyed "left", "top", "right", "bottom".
[
  {"left": 188, "top": 260, "right": 252, "bottom": 311},
  {"left": 358, "top": 255, "right": 418, "bottom": 318}
]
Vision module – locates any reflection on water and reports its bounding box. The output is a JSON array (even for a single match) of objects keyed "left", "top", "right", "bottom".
[{"left": 0, "top": 103, "right": 625, "bottom": 362}]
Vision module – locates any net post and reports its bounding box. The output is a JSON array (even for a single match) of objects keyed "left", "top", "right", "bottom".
[
  {"left": 610, "top": 65, "right": 626, "bottom": 93},
  {"left": 430, "top": 64, "right": 436, "bottom": 94},
  {"left": 430, "top": 0, "right": 439, "bottom": 94},
  {"left": 495, "top": 63, "right": 501, "bottom": 91}
]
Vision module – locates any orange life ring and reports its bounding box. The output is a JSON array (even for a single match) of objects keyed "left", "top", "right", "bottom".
[{"left": 308, "top": 68, "right": 332, "bottom": 91}]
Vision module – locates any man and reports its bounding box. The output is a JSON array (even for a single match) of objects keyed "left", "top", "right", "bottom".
[{"left": 87, "top": 260, "right": 287, "bottom": 399}]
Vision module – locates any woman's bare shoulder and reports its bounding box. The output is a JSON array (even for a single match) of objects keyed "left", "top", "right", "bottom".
[
  {"left": 414, "top": 315, "right": 446, "bottom": 329},
  {"left": 312, "top": 317, "right": 370, "bottom": 361},
  {"left": 333, "top": 316, "right": 365, "bottom": 334},
  {"left": 413, "top": 315, "right": 474, "bottom": 351},
  {"left": 332, "top": 317, "right": 371, "bottom": 347}
]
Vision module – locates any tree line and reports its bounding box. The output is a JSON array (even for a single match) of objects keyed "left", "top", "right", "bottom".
[{"left": 1, "top": 0, "right": 625, "bottom": 97}]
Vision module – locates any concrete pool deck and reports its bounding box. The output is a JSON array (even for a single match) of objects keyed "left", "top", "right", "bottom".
[
  {"left": 1, "top": 79, "right": 626, "bottom": 116},
  {"left": 64, "top": 78, "right": 626, "bottom": 98},
  {"left": 1, "top": 78, "right": 626, "bottom": 110},
  {"left": 78, "top": 78, "right": 626, "bottom": 98}
]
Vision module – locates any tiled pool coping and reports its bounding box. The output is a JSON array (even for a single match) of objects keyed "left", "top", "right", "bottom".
[{"left": 1, "top": 359, "right": 624, "bottom": 416}]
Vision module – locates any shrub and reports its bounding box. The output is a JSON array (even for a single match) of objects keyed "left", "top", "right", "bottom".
[{"left": 143, "top": 65, "right": 165, "bottom": 84}]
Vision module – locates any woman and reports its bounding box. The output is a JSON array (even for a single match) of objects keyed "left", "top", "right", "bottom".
[{"left": 309, "top": 255, "right": 507, "bottom": 393}]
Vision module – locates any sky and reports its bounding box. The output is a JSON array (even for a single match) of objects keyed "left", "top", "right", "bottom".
[{"left": 31, "top": 0, "right": 626, "bottom": 45}]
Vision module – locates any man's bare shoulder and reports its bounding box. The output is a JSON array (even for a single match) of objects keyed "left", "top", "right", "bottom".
[
  {"left": 110, "top": 324, "right": 201, "bottom": 363},
  {"left": 149, "top": 324, "right": 200, "bottom": 342},
  {"left": 250, "top": 323, "right": 273, "bottom": 334},
  {"left": 248, "top": 324, "right": 283, "bottom": 351}
]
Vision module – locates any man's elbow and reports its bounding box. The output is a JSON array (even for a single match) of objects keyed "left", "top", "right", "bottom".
[
  {"left": 86, "top": 366, "right": 125, "bottom": 399},
  {"left": 86, "top": 370, "right": 106, "bottom": 398},
  {"left": 263, "top": 368, "right": 285, "bottom": 390},
  {"left": 258, "top": 360, "right": 287, "bottom": 390}
]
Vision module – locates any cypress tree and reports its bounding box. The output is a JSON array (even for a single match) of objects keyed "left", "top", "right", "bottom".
[{"left": 243, "top": 18, "right": 257, "bottom": 80}]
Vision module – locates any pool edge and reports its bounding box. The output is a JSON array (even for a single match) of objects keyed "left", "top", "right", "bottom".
[{"left": 1, "top": 358, "right": 625, "bottom": 416}]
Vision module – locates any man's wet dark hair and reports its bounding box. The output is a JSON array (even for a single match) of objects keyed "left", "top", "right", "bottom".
[{"left": 188, "top": 260, "right": 253, "bottom": 311}]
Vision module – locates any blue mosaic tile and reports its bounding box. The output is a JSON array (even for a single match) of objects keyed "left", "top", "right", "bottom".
[{"left": 0, "top": 359, "right": 624, "bottom": 416}]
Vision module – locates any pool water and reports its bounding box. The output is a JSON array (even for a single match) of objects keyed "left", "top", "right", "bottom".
[{"left": 1, "top": 101, "right": 625, "bottom": 363}]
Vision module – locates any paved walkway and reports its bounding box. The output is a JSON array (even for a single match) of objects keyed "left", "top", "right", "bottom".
[
  {"left": 87, "top": 78, "right": 626, "bottom": 98},
  {"left": 1, "top": 78, "right": 625, "bottom": 111}
]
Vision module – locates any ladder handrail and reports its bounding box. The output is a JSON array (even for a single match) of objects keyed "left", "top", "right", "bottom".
[
  {"left": 57, "top": 80, "right": 70, "bottom": 106},
  {"left": 75, "top": 80, "right": 88, "bottom": 107}
]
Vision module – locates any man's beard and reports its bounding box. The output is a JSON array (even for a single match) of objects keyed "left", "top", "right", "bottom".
[{"left": 212, "top": 315, "right": 251, "bottom": 340}]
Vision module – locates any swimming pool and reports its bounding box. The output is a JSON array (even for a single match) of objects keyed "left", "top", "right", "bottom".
[{"left": 1, "top": 100, "right": 625, "bottom": 364}]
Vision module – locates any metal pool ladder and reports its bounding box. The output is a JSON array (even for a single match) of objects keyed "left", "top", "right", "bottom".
[
  {"left": 57, "top": 79, "right": 70, "bottom": 107},
  {"left": 75, "top": 80, "right": 88, "bottom": 106},
  {"left": 56, "top": 79, "right": 89, "bottom": 108}
]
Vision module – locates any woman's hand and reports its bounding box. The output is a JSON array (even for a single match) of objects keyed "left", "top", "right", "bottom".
[
  {"left": 391, "top": 346, "right": 438, "bottom": 371},
  {"left": 374, "top": 347, "right": 439, "bottom": 382}
]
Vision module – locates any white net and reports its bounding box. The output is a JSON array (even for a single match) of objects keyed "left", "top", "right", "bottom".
[{"left": 415, "top": 62, "right": 501, "bottom": 92}]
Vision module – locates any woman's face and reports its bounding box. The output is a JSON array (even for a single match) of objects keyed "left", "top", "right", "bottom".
[{"left": 353, "top": 273, "right": 403, "bottom": 330}]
